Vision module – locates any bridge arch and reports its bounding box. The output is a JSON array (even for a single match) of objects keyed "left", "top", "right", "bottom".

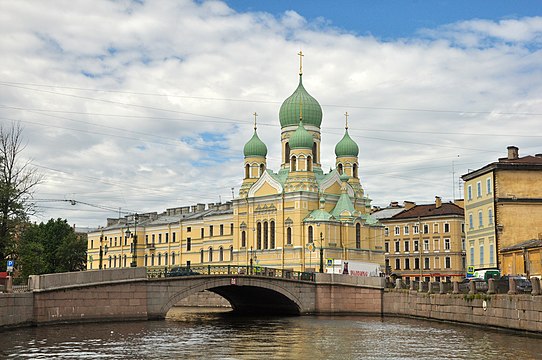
[{"left": 157, "top": 276, "right": 306, "bottom": 317}]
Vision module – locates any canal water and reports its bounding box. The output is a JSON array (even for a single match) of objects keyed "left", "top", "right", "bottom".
[{"left": 1, "top": 307, "right": 542, "bottom": 359}]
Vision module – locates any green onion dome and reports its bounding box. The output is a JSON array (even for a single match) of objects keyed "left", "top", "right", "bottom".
[
  {"left": 279, "top": 75, "right": 322, "bottom": 128},
  {"left": 243, "top": 130, "right": 267, "bottom": 157},
  {"left": 335, "top": 128, "right": 359, "bottom": 157},
  {"left": 289, "top": 121, "right": 313, "bottom": 150}
]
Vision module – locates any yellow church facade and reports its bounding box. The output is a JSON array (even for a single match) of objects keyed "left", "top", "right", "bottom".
[{"left": 86, "top": 59, "right": 385, "bottom": 272}]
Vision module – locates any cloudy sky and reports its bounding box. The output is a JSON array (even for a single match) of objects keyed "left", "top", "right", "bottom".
[{"left": 1, "top": 1, "right": 541, "bottom": 227}]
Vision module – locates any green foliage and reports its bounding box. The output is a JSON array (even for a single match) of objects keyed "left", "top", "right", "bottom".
[{"left": 18, "top": 218, "right": 87, "bottom": 278}]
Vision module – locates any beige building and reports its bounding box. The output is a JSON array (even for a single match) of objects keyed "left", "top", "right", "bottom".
[
  {"left": 461, "top": 146, "right": 542, "bottom": 277},
  {"left": 86, "top": 60, "right": 385, "bottom": 272},
  {"left": 376, "top": 197, "right": 466, "bottom": 282}
]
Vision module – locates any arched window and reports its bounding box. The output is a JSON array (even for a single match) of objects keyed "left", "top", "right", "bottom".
[
  {"left": 241, "top": 230, "right": 246, "bottom": 248},
  {"left": 312, "top": 142, "right": 317, "bottom": 163},
  {"left": 200, "top": 249, "right": 204, "bottom": 263},
  {"left": 230, "top": 246, "right": 234, "bottom": 261},
  {"left": 219, "top": 246, "right": 224, "bottom": 262},
  {"left": 308, "top": 226, "right": 314, "bottom": 243},
  {"left": 209, "top": 247, "right": 213, "bottom": 262},
  {"left": 287, "top": 227, "right": 292, "bottom": 245},
  {"left": 291, "top": 156, "right": 297, "bottom": 171},
  {"left": 164, "top": 252, "right": 168, "bottom": 266},
  {"left": 171, "top": 252, "right": 176, "bottom": 265},
  {"left": 353, "top": 163, "right": 358, "bottom": 178},
  {"left": 264, "top": 221, "right": 269, "bottom": 249},
  {"left": 123, "top": 255, "right": 127, "bottom": 267},
  {"left": 158, "top": 253, "right": 161, "bottom": 266},
  {"left": 356, "top": 223, "right": 361, "bottom": 249},
  {"left": 270, "top": 221, "right": 275, "bottom": 249},
  {"left": 338, "top": 163, "right": 343, "bottom": 174},
  {"left": 151, "top": 253, "right": 155, "bottom": 266},
  {"left": 285, "top": 142, "right": 290, "bottom": 163},
  {"left": 257, "top": 222, "right": 262, "bottom": 250},
  {"left": 245, "top": 163, "right": 250, "bottom": 179},
  {"left": 144, "top": 254, "right": 148, "bottom": 266},
  {"left": 259, "top": 164, "right": 265, "bottom": 177},
  {"left": 108, "top": 256, "right": 112, "bottom": 268},
  {"left": 113, "top": 255, "right": 117, "bottom": 268},
  {"left": 307, "top": 156, "right": 313, "bottom": 171}
]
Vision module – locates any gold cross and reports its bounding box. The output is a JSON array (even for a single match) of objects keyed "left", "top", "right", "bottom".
[
  {"left": 253, "top": 112, "right": 258, "bottom": 130},
  {"left": 345, "top": 112, "right": 349, "bottom": 129},
  {"left": 298, "top": 50, "right": 304, "bottom": 75}
]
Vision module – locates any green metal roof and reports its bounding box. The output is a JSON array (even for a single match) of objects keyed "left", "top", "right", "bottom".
[
  {"left": 279, "top": 74, "right": 322, "bottom": 128},
  {"left": 243, "top": 130, "right": 267, "bottom": 157},
  {"left": 335, "top": 129, "right": 359, "bottom": 157},
  {"left": 331, "top": 192, "right": 357, "bottom": 218},
  {"left": 289, "top": 121, "right": 313, "bottom": 150}
]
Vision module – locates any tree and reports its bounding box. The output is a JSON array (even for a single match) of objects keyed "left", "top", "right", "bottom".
[
  {"left": 18, "top": 218, "right": 87, "bottom": 278},
  {"left": 0, "top": 122, "right": 42, "bottom": 268}
]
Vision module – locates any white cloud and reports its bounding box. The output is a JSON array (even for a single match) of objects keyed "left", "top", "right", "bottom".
[{"left": 0, "top": 1, "right": 541, "bottom": 226}]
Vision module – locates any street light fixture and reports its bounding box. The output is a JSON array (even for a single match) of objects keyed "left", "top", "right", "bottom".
[
  {"left": 319, "top": 232, "right": 324, "bottom": 273},
  {"left": 124, "top": 213, "right": 139, "bottom": 267}
]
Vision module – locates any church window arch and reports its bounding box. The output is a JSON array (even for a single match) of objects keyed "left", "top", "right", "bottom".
[
  {"left": 245, "top": 163, "right": 250, "bottom": 179},
  {"left": 241, "top": 230, "right": 246, "bottom": 248},
  {"left": 259, "top": 163, "right": 265, "bottom": 177},
  {"left": 356, "top": 223, "right": 361, "bottom": 249},
  {"left": 257, "top": 222, "right": 262, "bottom": 250},
  {"left": 313, "top": 142, "right": 317, "bottom": 163},
  {"left": 308, "top": 225, "right": 314, "bottom": 243},
  {"left": 285, "top": 142, "right": 290, "bottom": 163},
  {"left": 287, "top": 227, "right": 292, "bottom": 245},
  {"left": 270, "top": 221, "right": 275, "bottom": 249},
  {"left": 338, "top": 163, "right": 343, "bottom": 174},
  {"left": 307, "top": 156, "right": 313, "bottom": 171},
  {"left": 353, "top": 163, "right": 358, "bottom": 178},
  {"left": 263, "top": 221, "right": 269, "bottom": 249},
  {"left": 291, "top": 155, "right": 297, "bottom": 171}
]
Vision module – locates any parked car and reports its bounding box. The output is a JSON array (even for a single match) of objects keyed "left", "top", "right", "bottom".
[
  {"left": 166, "top": 266, "right": 199, "bottom": 277},
  {"left": 459, "top": 278, "right": 488, "bottom": 292},
  {"left": 500, "top": 276, "right": 532, "bottom": 293}
]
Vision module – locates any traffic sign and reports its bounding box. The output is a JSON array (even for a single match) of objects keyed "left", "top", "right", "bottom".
[{"left": 6, "top": 260, "right": 14, "bottom": 272}]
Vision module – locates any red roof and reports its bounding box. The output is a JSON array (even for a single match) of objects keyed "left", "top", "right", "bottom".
[{"left": 391, "top": 202, "right": 464, "bottom": 220}]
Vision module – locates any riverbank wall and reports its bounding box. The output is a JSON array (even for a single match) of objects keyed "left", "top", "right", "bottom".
[
  {"left": 383, "top": 289, "right": 542, "bottom": 333},
  {"left": 0, "top": 293, "right": 33, "bottom": 328}
]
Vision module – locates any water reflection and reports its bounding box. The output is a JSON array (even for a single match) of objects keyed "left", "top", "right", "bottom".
[{"left": 1, "top": 307, "right": 541, "bottom": 359}]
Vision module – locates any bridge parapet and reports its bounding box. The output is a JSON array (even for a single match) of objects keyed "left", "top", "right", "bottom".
[
  {"left": 314, "top": 273, "right": 385, "bottom": 289},
  {"left": 29, "top": 267, "right": 147, "bottom": 291}
]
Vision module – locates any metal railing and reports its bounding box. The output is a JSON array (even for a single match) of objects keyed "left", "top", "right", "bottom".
[{"left": 146, "top": 265, "right": 316, "bottom": 282}]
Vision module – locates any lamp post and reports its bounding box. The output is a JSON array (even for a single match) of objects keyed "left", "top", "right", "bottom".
[
  {"left": 319, "top": 232, "right": 324, "bottom": 273},
  {"left": 125, "top": 213, "right": 139, "bottom": 267},
  {"left": 249, "top": 246, "right": 253, "bottom": 274}
]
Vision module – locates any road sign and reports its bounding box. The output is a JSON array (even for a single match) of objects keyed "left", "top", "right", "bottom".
[
  {"left": 326, "top": 258, "right": 333, "bottom": 267},
  {"left": 306, "top": 243, "right": 315, "bottom": 252},
  {"left": 6, "top": 260, "right": 14, "bottom": 272}
]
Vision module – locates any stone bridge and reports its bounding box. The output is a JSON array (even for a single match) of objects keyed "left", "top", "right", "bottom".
[{"left": 6, "top": 268, "right": 384, "bottom": 326}]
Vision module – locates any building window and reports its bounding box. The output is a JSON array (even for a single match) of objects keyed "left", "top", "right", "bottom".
[
  {"left": 468, "top": 214, "right": 473, "bottom": 229},
  {"left": 477, "top": 181, "right": 482, "bottom": 197},
  {"left": 257, "top": 222, "right": 262, "bottom": 249},
  {"left": 270, "top": 221, "right": 276, "bottom": 249},
  {"left": 467, "top": 185, "right": 472, "bottom": 200},
  {"left": 424, "top": 257, "right": 430, "bottom": 270},
  {"left": 434, "top": 257, "right": 440, "bottom": 269},
  {"left": 404, "top": 241, "right": 409, "bottom": 252},
  {"left": 486, "top": 178, "right": 492, "bottom": 194},
  {"left": 172, "top": 232, "right": 176, "bottom": 243},
  {"left": 488, "top": 208, "right": 493, "bottom": 224},
  {"left": 489, "top": 243, "right": 494, "bottom": 265},
  {"left": 413, "top": 225, "right": 419, "bottom": 235},
  {"left": 209, "top": 247, "right": 213, "bottom": 262},
  {"left": 152, "top": 234, "right": 155, "bottom": 245},
  {"left": 187, "top": 227, "right": 191, "bottom": 232},
  {"left": 445, "top": 256, "right": 451, "bottom": 269},
  {"left": 241, "top": 231, "right": 246, "bottom": 248},
  {"left": 220, "top": 224, "right": 224, "bottom": 236},
  {"left": 187, "top": 238, "right": 192, "bottom": 251},
  {"left": 444, "top": 223, "right": 450, "bottom": 233},
  {"left": 470, "top": 247, "right": 474, "bottom": 266},
  {"left": 151, "top": 253, "right": 155, "bottom": 266},
  {"left": 219, "top": 247, "right": 224, "bottom": 262},
  {"left": 462, "top": 238, "right": 465, "bottom": 251},
  {"left": 158, "top": 253, "right": 161, "bottom": 266},
  {"left": 230, "top": 246, "right": 234, "bottom": 261},
  {"left": 478, "top": 211, "right": 483, "bottom": 228},
  {"left": 230, "top": 223, "right": 234, "bottom": 235},
  {"left": 433, "top": 224, "right": 439, "bottom": 233},
  {"left": 385, "top": 242, "right": 389, "bottom": 253},
  {"left": 444, "top": 238, "right": 450, "bottom": 250},
  {"left": 171, "top": 252, "right": 175, "bottom": 265},
  {"left": 384, "top": 227, "right": 389, "bottom": 237},
  {"left": 165, "top": 233, "right": 169, "bottom": 243},
  {"left": 144, "top": 254, "right": 148, "bottom": 266},
  {"left": 287, "top": 227, "right": 292, "bottom": 245},
  {"left": 395, "top": 241, "right": 400, "bottom": 252},
  {"left": 423, "top": 224, "right": 429, "bottom": 234},
  {"left": 414, "top": 240, "right": 419, "bottom": 252},
  {"left": 145, "top": 234, "right": 149, "bottom": 244},
  {"left": 414, "top": 258, "right": 420, "bottom": 270},
  {"left": 308, "top": 225, "right": 314, "bottom": 243},
  {"left": 395, "top": 258, "right": 401, "bottom": 270},
  {"left": 394, "top": 226, "right": 400, "bottom": 236},
  {"left": 201, "top": 228, "right": 204, "bottom": 239},
  {"left": 210, "top": 225, "right": 214, "bottom": 237},
  {"left": 434, "top": 239, "right": 440, "bottom": 251},
  {"left": 405, "top": 258, "right": 410, "bottom": 269},
  {"left": 356, "top": 223, "right": 361, "bottom": 249},
  {"left": 479, "top": 245, "right": 484, "bottom": 266},
  {"left": 263, "top": 221, "right": 269, "bottom": 249},
  {"left": 123, "top": 255, "right": 127, "bottom": 267},
  {"left": 423, "top": 239, "right": 429, "bottom": 251},
  {"left": 200, "top": 249, "right": 204, "bottom": 263},
  {"left": 404, "top": 226, "right": 409, "bottom": 235}
]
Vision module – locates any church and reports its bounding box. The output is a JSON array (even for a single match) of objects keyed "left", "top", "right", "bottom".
[{"left": 86, "top": 56, "right": 385, "bottom": 272}]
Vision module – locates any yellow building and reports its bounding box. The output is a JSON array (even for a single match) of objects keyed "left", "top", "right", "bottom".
[
  {"left": 376, "top": 197, "right": 466, "bottom": 282},
  {"left": 461, "top": 146, "right": 542, "bottom": 277},
  {"left": 86, "top": 59, "right": 385, "bottom": 272}
]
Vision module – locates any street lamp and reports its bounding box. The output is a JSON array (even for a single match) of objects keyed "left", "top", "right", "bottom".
[
  {"left": 319, "top": 232, "right": 324, "bottom": 273},
  {"left": 250, "top": 246, "right": 253, "bottom": 274},
  {"left": 125, "top": 213, "right": 139, "bottom": 267}
]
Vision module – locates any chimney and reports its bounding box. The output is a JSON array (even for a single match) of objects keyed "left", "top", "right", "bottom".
[
  {"left": 507, "top": 146, "right": 519, "bottom": 160},
  {"left": 403, "top": 201, "right": 416, "bottom": 210},
  {"left": 197, "top": 203, "right": 206, "bottom": 212},
  {"left": 435, "top": 196, "right": 442, "bottom": 208},
  {"left": 535, "top": 154, "right": 542, "bottom": 158},
  {"left": 389, "top": 201, "right": 399, "bottom": 207}
]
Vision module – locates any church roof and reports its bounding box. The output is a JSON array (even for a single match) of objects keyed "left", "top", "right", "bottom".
[
  {"left": 279, "top": 74, "right": 322, "bottom": 128},
  {"left": 243, "top": 129, "right": 267, "bottom": 157},
  {"left": 289, "top": 120, "right": 313, "bottom": 149},
  {"left": 331, "top": 192, "right": 358, "bottom": 218},
  {"left": 305, "top": 209, "right": 335, "bottom": 222},
  {"left": 335, "top": 128, "right": 359, "bottom": 157}
]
